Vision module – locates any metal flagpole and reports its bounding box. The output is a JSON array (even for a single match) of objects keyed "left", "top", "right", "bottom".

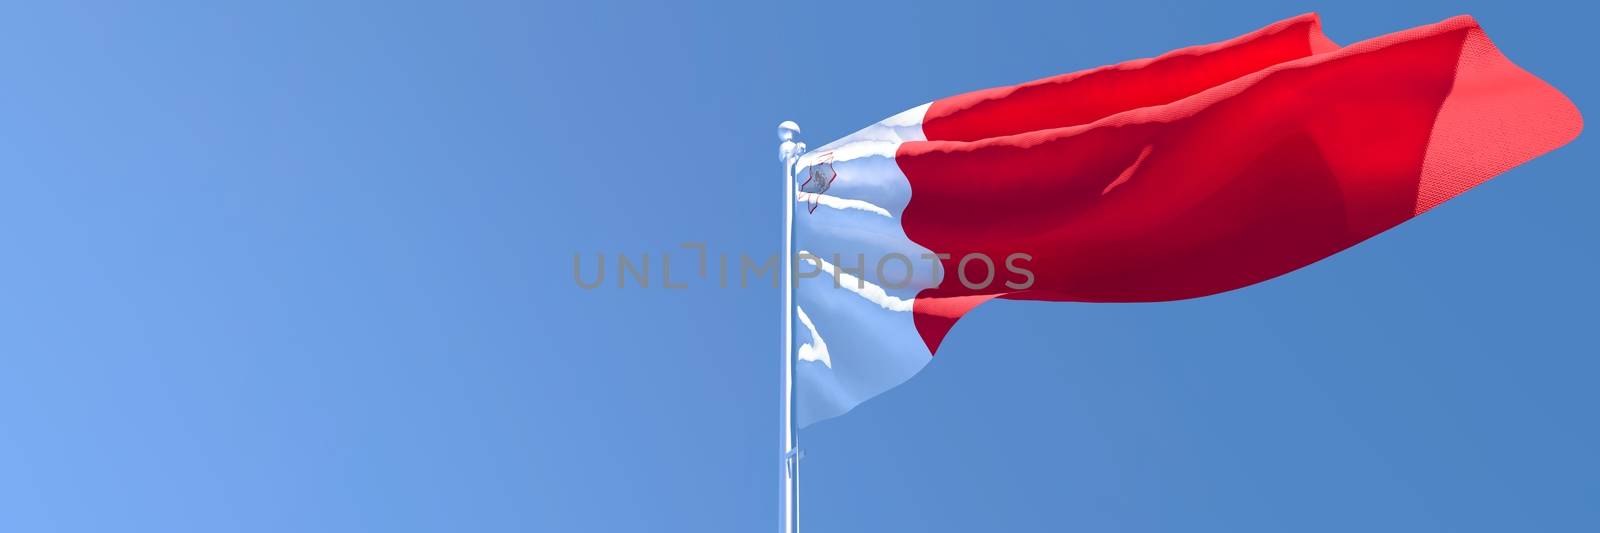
[{"left": 778, "top": 121, "right": 804, "bottom": 533}]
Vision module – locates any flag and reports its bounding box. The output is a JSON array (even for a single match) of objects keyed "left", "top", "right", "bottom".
[{"left": 792, "top": 13, "right": 1581, "bottom": 427}]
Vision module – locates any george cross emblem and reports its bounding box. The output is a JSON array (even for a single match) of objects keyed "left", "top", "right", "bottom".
[{"left": 797, "top": 152, "right": 837, "bottom": 214}]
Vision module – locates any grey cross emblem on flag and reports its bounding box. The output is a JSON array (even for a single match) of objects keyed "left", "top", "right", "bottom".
[{"left": 798, "top": 152, "right": 837, "bottom": 214}]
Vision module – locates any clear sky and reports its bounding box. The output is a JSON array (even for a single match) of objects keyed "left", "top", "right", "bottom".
[{"left": 0, "top": 1, "right": 1594, "bottom": 531}]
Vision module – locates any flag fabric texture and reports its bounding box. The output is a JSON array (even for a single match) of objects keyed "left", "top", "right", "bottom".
[{"left": 792, "top": 13, "right": 1581, "bottom": 426}]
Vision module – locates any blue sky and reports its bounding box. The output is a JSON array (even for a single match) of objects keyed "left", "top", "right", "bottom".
[{"left": 0, "top": 1, "right": 1594, "bottom": 531}]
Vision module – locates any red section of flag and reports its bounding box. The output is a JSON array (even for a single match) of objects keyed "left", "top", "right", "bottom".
[
  {"left": 898, "top": 15, "right": 1581, "bottom": 354},
  {"left": 922, "top": 13, "right": 1338, "bottom": 143}
]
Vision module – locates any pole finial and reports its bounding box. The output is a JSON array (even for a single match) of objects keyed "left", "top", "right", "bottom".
[
  {"left": 778, "top": 120, "right": 800, "bottom": 141},
  {"left": 779, "top": 121, "right": 805, "bottom": 170}
]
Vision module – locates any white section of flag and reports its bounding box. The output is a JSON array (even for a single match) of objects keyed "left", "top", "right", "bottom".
[{"left": 791, "top": 103, "right": 939, "bottom": 427}]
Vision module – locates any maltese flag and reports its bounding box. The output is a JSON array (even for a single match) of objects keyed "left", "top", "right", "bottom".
[{"left": 792, "top": 13, "right": 1581, "bottom": 426}]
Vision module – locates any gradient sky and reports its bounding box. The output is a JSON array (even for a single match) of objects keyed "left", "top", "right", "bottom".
[{"left": 0, "top": 1, "right": 1594, "bottom": 531}]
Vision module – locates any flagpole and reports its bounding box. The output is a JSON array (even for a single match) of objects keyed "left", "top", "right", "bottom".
[{"left": 778, "top": 121, "right": 804, "bottom": 533}]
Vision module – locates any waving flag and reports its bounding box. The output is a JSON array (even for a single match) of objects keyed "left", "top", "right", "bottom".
[{"left": 791, "top": 13, "right": 1581, "bottom": 426}]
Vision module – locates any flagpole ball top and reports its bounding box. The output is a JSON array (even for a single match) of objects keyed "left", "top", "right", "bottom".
[{"left": 778, "top": 121, "right": 801, "bottom": 142}]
